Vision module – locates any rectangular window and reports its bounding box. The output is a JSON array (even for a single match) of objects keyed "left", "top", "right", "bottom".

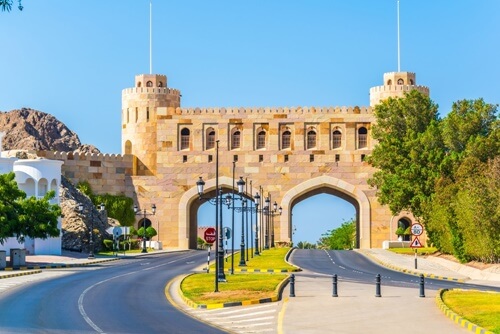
[
  {"left": 233, "top": 155, "right": 238, "bottom": 162},
  {"left": 259, "top": 155, "right": 263, "bottom": 162},
  {"left": 183, "top": 155, "right": 187, "bottom": 163},
  {"left": 335, "top": 154, "right": 340, "bottom": 162},
  {"left": 358, "top": 134, "right": 367, "bottom": 149},
  {"left": 310, "top": 154, "right": 314, "bottom": 162},
  {"left": 361, "top": 154, "right": 366, "bottom": 161},
  {"left": 208, "top": 155, "right": 213, "bottom": 162},
  {"left": 180, "top": 135, "right": 190, "bottom": 150},
  {"left": 135, "top": 107, "right": 138, "bottom": 122},
  {"left": 284, "top": 154, "right": 289, "bottom": 162}
]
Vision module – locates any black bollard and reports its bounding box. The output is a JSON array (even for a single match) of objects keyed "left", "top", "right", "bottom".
[
  {"left": 375, "top": 274, "right": 381, "bottom": 297},
  {"left": 332, "top": 274, "right": 338, "bottom": 297},
  {"left": 290, "top": 274, "right": 296, "bottom": 297},
  {"left": 419, "top": 274, "right": 425, "bottom": 297}
]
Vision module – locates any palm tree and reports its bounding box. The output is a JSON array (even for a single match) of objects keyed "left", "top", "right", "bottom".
[{"left": 0, "top": 0, "right": 23, "bottom": 12}]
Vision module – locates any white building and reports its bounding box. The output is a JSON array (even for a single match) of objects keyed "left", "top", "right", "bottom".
[{"left": 0, "top": 132, "right": 64, "bottom": 255}]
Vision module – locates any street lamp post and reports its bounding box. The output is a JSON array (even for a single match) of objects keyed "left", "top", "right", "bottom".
[
  {"left": 78, "top": 202, "right": 105, "bottom": 259},
  {"left": 253, "top": 192, "right": 261, "bottom": 256},
  {"left": 196, "top": 140, "right": 231, "bottom": 291},
  {"left": 134, "top": 203, "right": 156, "bottom": 253},
  {"left": 264, "top": 196, "right": 282, "bottom": 249}
]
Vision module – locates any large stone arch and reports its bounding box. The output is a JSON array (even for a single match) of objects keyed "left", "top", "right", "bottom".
[
  {"left": 280, "top": 175, "right": 371, "bottom": 248},
  {"left": 178, "top": 176, "right": 258, "bottom": 249}
]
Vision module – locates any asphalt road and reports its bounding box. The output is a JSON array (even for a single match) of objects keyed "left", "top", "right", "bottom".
[
  {"left": 0, "top": 250, "right": 228, "bottom": 334},
  {"left": 290, "top": 249, "right": 500, "bottom": 292}
]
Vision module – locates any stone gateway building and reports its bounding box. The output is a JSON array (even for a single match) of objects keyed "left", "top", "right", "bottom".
[{"left": 41, "top": 71, "right": 429, "bottom": 250}]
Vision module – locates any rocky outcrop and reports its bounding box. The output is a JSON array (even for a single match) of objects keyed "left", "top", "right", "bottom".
[
  {"left": 60, "top": 176, "right": 118, "bottom": 252},
  {"left": 0, "top": 108, "right": 82, "bottom": 151}
]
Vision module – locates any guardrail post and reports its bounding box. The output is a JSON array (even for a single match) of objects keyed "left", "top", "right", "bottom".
[
  {"left": 332, "top": 274, "right": 338, "bottom": 297},
  {"left": 375, "top": 274, "right": 381, "bottom": 297},
  {"left": 419, "top": 274, "right": 425, "bottom": 298},
  {"left": 290, "top": 274, "right": 296, "bottom": 297}
]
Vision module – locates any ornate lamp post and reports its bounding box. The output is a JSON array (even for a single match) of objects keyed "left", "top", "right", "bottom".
[
  {"left": 253, "top": 192, "right": 261, "bottom": 256},
  {"left": 264, "top": 196, "right": 282, "bottom": 248},
  {"left": 196, "top": 140, "right": 229, "bottom": 291},
  {"left": 78, "top": 202, "right": 105, "bottom": 259},
  {"left": 134, "top": 203, "right": 156, "bottom": 253}
]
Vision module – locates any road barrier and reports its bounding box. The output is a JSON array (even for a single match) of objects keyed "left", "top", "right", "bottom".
[
  {"left": 332, "top": 274, "right": 338, "bottom": 297},
  {"left": 419, "top": 274, "right": 425, "bottom": 297},
  {"left": 375, "top": 274, "right": 382, "bottom": 297},
  {"left": 289, "top": 274, "right": 296, "bottom": 297}
]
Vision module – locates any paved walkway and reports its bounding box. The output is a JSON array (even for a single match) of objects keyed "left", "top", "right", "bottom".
[{"left": 1, "top": 249, "right": 499, "bottom": 334}]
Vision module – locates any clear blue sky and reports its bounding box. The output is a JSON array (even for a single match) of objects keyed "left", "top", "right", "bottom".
[{"left": 1, "top": 1, "right": 499, "bottom": 245}]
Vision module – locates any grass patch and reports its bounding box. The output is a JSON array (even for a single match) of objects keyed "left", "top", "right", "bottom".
[
  {"left": 97, "top": 248, "right": 151, "bottom": 256},
  {"left": 388, "top": 247, "right": 437, "bottom": 256},
  {"left": 181, "top": 272, "right": 287, "bottom": 304},
  {"left": 219, "top": 247, "right": 296, "bottom": 271},
  {"left": 443, "top": 290, "right": 500, "bottom": 333}
]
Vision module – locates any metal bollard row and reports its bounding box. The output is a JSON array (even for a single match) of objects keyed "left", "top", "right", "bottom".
[{"left": 289, "top": 273, "right": 425, "bottom": 298}]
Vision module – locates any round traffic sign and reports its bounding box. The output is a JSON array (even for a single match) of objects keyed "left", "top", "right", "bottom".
[
  {"left": 410, "top": 223, "right": 423, "bottom": 236},
  {"left": 204, "top": 227, "right": 217, "bottom": 244}
]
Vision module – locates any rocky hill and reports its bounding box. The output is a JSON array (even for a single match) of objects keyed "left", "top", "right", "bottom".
[{"left": 0, "top": 108, "right": 82, "bottom": 151}]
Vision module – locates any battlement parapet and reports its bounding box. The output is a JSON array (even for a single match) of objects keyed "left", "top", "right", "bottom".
[
  {"left": 384, "top": 71, "right": 416, "bottom": 76},
  {"left": 122, "top": 87, "right": 181, "bottom": 96},
  {"left": 37, "top": 151, "right": 133, "bottom": 162},
  {"left": 174, "top": 105, "right": 373, "bottom": 115},
  {"left": 369, "top": 85, "right": 429, "bottom": 94}
]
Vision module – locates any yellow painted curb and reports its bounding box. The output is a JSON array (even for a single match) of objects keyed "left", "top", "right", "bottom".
[
  {"left": 436, "top": 289, "right": 495, "bottom": 334},
  {"left": 179, "top": 273, "right": 291, "bottom": 309}
]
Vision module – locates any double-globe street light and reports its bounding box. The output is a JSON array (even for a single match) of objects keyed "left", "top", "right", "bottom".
[
  {"left": 196, "top": 138, "right": 230, "bottom": 292},
  {"left": 133, "top": 203, "right": 156, "bottom": 253},
  {"left": 78, "top": 202, "right": 105, "bottom": 259}
]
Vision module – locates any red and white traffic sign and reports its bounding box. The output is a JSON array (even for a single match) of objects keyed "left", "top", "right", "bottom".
[
  {"left": 410, "top": 236, "right": 423, "bottom": 248},
  {"left": 204, "top": 227, "right": 216, "bottom": 244},
  {"left": 411, "top": 223, "right": 424, "bottom": 236}
]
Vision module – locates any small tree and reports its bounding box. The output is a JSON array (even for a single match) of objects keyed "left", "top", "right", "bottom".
[{"left": 0, "top": 0, "right": 23, "bottom": 12}]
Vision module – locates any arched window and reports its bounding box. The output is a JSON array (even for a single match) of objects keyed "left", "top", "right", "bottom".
[
  {"left": 137, "top": 82, "right": 142, "bottom": 87},
  {"left": 231, "top": 130, "right": 241, "bottom": 150},
  {"left": 282, "top": 130, "right": 291, "bottom": 149},
  {"left": 397, "top": 78, "right": 404, "bottom": 85},
  {"left": 387, "top": 79, "right": 392, "bottom": 85},
  {"left": 206, "top": 129, "right": 215, "bottom": 150},
  {"left": 409, "top": 79, "right": 414, "bottom": 85},
  {"left": 158, "top": 81, "right": 163, "bottom": 87},
  {"left": 257, "top": 130, "right": 266, "bottom": 149},
  {"left": 358, "top": 127, "right": 368, "bottom": 149},
  {"left": 146, "top": 81, "right": 153, "bottom": 87},
  {"left": 180, "top": 128, "right": 190, "bottom": 150},
  {"left": 307, "top": 130, "right": 316, "bottom": 149},
  {"left": 332, "top": 130, "right": 342, "bottom": 149}
]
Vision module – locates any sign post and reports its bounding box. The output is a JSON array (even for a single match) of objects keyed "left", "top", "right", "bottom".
[
  {"left": 204, "top": 227, "right": 216, "bottom": 273},
  {"left": 410, "top": 223, "right": 424, "bottom": 269}
]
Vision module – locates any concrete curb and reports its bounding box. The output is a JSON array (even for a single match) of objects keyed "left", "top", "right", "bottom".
[
  {"left": 178, "top": 272, "right": 291, "bottom": 309},
  {"left": 0, "top": 269, "right": 42, "bottom": 279},
  {"left": 0, "top": 257, "right": 118, "bottom": 272},
  {"left": 224, "top": 268, "right": 299, "bottom": 273},
  {"left": 359, "top": 250, "right": 467, "bottom": 283},
  {"left": 436, "top": 289, "right": 496, "bottom": 334}
]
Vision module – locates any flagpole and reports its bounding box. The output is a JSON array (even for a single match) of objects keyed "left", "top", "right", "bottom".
[{"left": 150, "top": 0, "right": 153, "bottom": 74}]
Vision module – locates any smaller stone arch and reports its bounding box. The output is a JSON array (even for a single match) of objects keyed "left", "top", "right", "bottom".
[
  {"left": 146, "top": 81, "right": 153, "bottom": 87},
  {"left": 124, "top": 140, "right": 132, "bottom": 155},
  {"left": 387, "top": 79, "right": 392, "bottom": 85},
  {"left": 397, "top": 78, "right": 404, "bottom": 85}
]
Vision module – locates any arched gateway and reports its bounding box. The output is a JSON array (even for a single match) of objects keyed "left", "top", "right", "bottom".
[{"left": 120, "top": 72, "right": 429, "bottom": 249}]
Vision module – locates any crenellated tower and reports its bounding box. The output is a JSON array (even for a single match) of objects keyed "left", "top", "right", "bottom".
[
  {"left": 369, "top": 72, "right": 429, "bottom": 107},
  {"left": 121, "top": 74, "right": 181, "bottom": 175}
]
